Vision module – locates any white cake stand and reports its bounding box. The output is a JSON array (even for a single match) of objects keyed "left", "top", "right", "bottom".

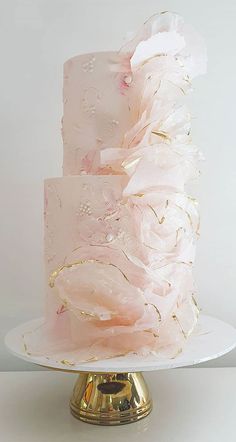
[{"left": 5, "top": 314, "right": 236, "bottom": 426}]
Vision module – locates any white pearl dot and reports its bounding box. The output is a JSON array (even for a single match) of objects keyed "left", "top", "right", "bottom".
[
  {"left": 106, "top": 233, "right": 114, "bottom": 242},
  {"left": 124, "top": 74, "right": 132, "bottom": 85}
]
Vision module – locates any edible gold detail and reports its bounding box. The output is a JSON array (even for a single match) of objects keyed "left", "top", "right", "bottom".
[
  {"left": 148, "top": 204, "right": 165, "bottom": 224},
  {"left": 60, "top": 359, "right": 75, "bottom": 366},
  {"left": 145, "top": 303, "right": 162, "bottom": 322},
  {"left": 172, "top": 314, "right": 187, "bottom": 338},
  {"left": 151, "top": 130, "right": 171, "bottom": 142},
  {"left": 49, "top": 259, "right": 130, "bottom": 288}
]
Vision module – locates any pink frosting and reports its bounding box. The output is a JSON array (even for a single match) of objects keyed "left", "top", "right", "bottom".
[{"left": 25, "top": 12, "right": 206, "bottom": 363}]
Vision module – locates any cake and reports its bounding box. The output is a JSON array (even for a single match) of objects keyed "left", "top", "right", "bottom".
[{"left": 25, "top": 12, "right": 207, "bottom": 363}]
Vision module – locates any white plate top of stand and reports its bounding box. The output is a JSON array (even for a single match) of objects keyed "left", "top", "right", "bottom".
[{"left": 5, "top": 315, "right": 236, "bottom": 373}]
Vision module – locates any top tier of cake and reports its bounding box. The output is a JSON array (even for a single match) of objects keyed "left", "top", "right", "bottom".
[{"left": 62, "top": 51, "right": 134, "bottom": 175}]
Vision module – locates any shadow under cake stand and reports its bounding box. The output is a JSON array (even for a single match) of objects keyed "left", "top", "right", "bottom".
[{"left": 5, "top": 314, "right": 236, "bottom": 426}]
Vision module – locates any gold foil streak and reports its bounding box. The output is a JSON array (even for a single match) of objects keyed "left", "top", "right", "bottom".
[
  {"left": 187, "top": 195, "right": 198, "bottom": 204},
  {"left": 64, "top": 303, "right": 113, "bottom": 322},
  {"left": 84, "top": 356, "right": 99, "bottom": 362},
  {"left": 80, "top": 310, "right": 100, "bottom": 319},
  {"left": 174, "top": 227, "right": 183, "bottom": 247},
  {"left": 49, "top": 259, "right": 130, "bottom": 288},
  {"left": 180, "top": 261, "right": 193, "bottom": 266},
  {"left": 127, "top": 114, "right": 163, "bottom": 147},
  {"left": 183, "top": 75, "right": 191, "bottom": 85},
  {"left": 166, "top": 79, "right": 186, "bottom": 95},
  {"left": 196, "top": 217, "right": 201, "bottom": 236},
  {"left": 192, "top": 294, "right": 198, "bottom": 308},
  {"left": 170, "top": 347, "right": 183, "bottom": 359},
  {"left": 172, "top": 314, "right": 187, "bottom": 339},
  {"left": 174, "top": 203, "right": 193, "bottom": 229},
  {"left": 24, "top": 347, "right": 135, "bottom": 366},
  {"left": 151, "top": 130, "right": 171, "bottom": 142},
  {"left": 60, "top": 359, "right": 75, "bottom": 366},
  {"left": 22, "top": 321, "right": 45, "bottom": 356},
  {"left": 144, "top": 329, "right": 159, "bottom": 338},
  {"left": 23, "top": 339, "right": 31, "bottom": 356},
  {"left": 103, "top": 210, "right": 119, "bottom": 220},
  {"left": 192, "top": 294, "right": 200, "bottom": 315},
  {"left": 122, "top": 157, "right": 140, "bottom": 170},
  {"left": 148, "top": 204, "right": 165, "bottom": 224},
  {"left": 134, "top": 193, "right": 144, "bottom": 197},
  {"left": 71, "top": 243, "right": 140, "bottom": 270},
  {"left": 78, "top": 351, "right": 134, "bottom": 364},
  {"left": 56, "top": 351, "right": 135, "bottom": 366},
  {"left": 153, "top": 260, "right": 192, "bottom": 271},
  {"left": 143, "top": 242, "right": 160, "bottom": 251},
  {"left": 137, "top": 53, "right": 168, "bottom": 71},
  {"left": 145, "top": 303, "right": 162, "bottom": 322},
  {"left": 104, "top": 352, "right": 130, "bottom": 360}
]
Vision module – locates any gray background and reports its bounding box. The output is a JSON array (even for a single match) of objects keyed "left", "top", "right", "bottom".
[{"left": 1, "top": 0, "right": 235, "bottom": 370}]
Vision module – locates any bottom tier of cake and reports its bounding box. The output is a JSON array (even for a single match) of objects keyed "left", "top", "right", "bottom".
[{"left": 25, "top": 175, "right": 199, "bottom": 362}]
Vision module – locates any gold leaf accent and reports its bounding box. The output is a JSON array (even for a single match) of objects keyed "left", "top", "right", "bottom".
[
  {"left": 183, "top": 75, "right": 192, "bottom": 85},
  {"left": 145, "top": 330, "right": 159, "bottom": 338},
  {"left": 196, "top": 217, "right": 201, "bottom": 236},
  {"left": 80, "top": 310, "right": 99, "bottom": 319},
  {"left": 138, "top": 53, "right": 168, "bottom": 69},
  {"left": 83, "top": 352, "right": 131, "bottom": 363},
  {"left": 71, "top": 243, "right": 140, "bottom": 272},
  {"left": 187, "top": 195, "right": 198, "bottom": 205},
  {"left": 143, "top": 242, "right": 160, "bottom": 251},
  {"left": 23, "top": 340, "right": 31, "bottom": 356},
  {"left": 192, "top": 294, "right": 200, "bottom": 315},
  {"left": 122, "top": 157, "right": 140, "bottom": 170},
  {"left": 134, "top": 193, "right": 144, "bottom": 197},
  {"left": 174, "top": 227, "right": 183, "bottom": 247},
  {"left": 49, "top": 259, "right": 130, "bottom": 288},
  {"left": 148, "top": 204, "right": 165, "bottom": 224},
  {"left": 171, "top": 347, "right": 183, "bottom": 359},
  {"left": 103, "top": 210, "right": 119, "bottom": 221},
  {"left": 145, "top": 303, "right": 162, "bottom": 322},
  {"left": 180, "top": 261, "right": 193, "bottom": 266},
  {"left": 54, "top": 350, "right": 136, "bottom": 365},
  {"left": 60, "top": 359, "right": 75, "bottom": 366},
  {"left": 21, "top": 323, "right": 44, "bottom": 356},
  {"left": 166, "top": 79, "right": 186, "bottom": 95},
  {"left": 174, "top": 203, "right": 193, "bottom": 228},
  {"left": 192, "top": 294, "right": 198, "bottom": 308},
  {"left": 151, "top": 130, "right": 171, "bottom": 142},
  {"left": 172, "top": 314, "right": 187, "bottom": 339},
  {"left": 127, "top": 110, "right": 162, "bottom": 147},
  {"left": 82, "top": 356, "right": 99, "bottom": 363}
]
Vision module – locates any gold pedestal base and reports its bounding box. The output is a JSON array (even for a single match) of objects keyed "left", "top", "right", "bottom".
[{"left": 70, "top": 372, "right": 152, "bottom": 425}]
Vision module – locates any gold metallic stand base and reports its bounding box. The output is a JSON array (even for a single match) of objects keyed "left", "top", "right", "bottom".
[{"left": 70, "top": 372, "right": 152, "bottom": 425}]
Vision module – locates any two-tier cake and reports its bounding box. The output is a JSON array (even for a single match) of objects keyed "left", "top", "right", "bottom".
[{"left": 25, "top": 12, "right": 207, "bottom": 363}]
